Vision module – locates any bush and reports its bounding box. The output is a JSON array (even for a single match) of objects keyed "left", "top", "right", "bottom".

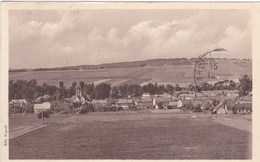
[
  {"left": 79, "top": 108, "right": 88, "bottom": 114},
  {"left": 117, "top": 107, "right": 124, "bottom": 111},
  {"left": 193, "top": 106, "right": 201, "bottom": 112}
]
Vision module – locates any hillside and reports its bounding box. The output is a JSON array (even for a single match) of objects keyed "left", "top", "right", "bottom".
[{"left": 9, "top": 58, "right": 252, "bottom": 87}]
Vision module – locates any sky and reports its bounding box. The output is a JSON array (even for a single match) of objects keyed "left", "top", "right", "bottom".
[{"left": 9, "top": 9, "right": 251, "bottom": 69}]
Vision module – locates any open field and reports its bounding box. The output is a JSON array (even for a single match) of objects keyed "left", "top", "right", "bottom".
[
  {"left": 9, "top": 114, "right": 72, "bottom": 130},
  {"left": 9, "top": 59, "right": 252, "bottom": 87},
  {"left": 9, "top": 112, "right": 251, "bottom": 159}
]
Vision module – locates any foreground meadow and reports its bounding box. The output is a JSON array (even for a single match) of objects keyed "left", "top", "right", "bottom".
[{"left": 9, "top": 113, "right": 251, "bottom": 159}]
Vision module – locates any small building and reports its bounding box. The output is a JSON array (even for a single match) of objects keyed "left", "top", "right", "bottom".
[
  {"left": 207, "top": 92, "right": 217, "bottom": 97},
  {"left": 226, "top": 90, "right": 239, "bottom": 98},
  {"left": 91, "top": 99, "right": 110, "bottom": 107},
  {"left": 161, "top": 93, "right": 172, "bottom": 98},
  {"left": 9, "top": 99, "right": 27, "bottom": 107},
  {"left": 169, "top": 100, "right": 182, "bottom": 109},
  {"left": 200, "top": 101, "right": 211, "bottom": 110},
  {"left": 179, "top": 93, "right": 195, "bottom": 100},
  {"left": 153, "top": 97, "right": 172, "bottom": 109},
  {"left": 117, "top": 99, "right": 134, "bottom": 109},
  {"left": 71, "top": 96, "right": 86, "bottom": 107},
  {"left": 234, "top": 95, "right": 252, "bottom": 113},
  {"left": 213, "top": 102, "right": 227, "bottom": 114},
  {"left": 9, "top": 99, "right": 28, "bottom": 113},
  {"left": 142, "top": 93, "right": 151, "bottom": 100},
  {"left": 137, "top": 99, "right": 153, "bottom": 109}
]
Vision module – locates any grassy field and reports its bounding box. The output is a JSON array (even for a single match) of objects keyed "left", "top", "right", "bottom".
[
  {"left": 9, "top": 113, "right": 251, "bottom": 159},
  {"left": 9, "top": 59, "right": 252, "bottom": 87},
  {"left": 9, "top": 114, "right": 72, "bottom": 130}
]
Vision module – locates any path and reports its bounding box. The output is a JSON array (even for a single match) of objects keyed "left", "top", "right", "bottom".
[{"left": 9, "top": 125, "right": 48, "bottom": 139}]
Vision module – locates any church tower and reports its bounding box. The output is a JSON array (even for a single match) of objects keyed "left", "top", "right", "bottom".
[{"left": 75, "top": 83, "right": 82, "bottom": 98}]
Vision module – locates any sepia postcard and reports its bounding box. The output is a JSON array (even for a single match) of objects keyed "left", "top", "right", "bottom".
[{"left": 1, "top": 2, "right": 260, "bottom": 162}]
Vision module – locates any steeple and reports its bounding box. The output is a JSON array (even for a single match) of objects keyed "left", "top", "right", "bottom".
[{"left": 76, "top": 83, "right": 82, "bottom": 98}]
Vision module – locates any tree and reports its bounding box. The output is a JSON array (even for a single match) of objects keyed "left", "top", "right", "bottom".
[
  {"left": 94, "top": 83, "right": 111, "bottom": 99},
  {"left": 166, "top": 84, "right": 174, "bottom": 93},
  {"left": 228, "top": 80, "right": 236, "bottom": 90},
  {"left": 84, "top": 83, "right": 95, "bottom": 99},
  {"left": 175, "top": 84, "right": 182, "bottom": 91},
  {"left": 238, "top": 75, "right": 252, "bottom": 96},
  {"left": 118, "top": 84, "right": 128, "bottom": 98},
  {"left": 127, "top": 84, "right": 142, "bottom": 97},
  {"left": 154, "top": 82, "right": 158, "bottom": 94},
  {"left": 142, "top": 83, "right": 156, "bottom": 94},
  {"left": 72, "top": 82, "right": 77, "bottom": 88},
  {"left": 59, "top": 81, "right": 64, "bottom": 88},
  {"left": 111, "top": 87, "right": 120, "bottom": 99},
  {"left": 158, "top": 85, "right": 166, "bottom": 94},
  {"left": 79, "top": 81, "right": 84, "bottom": 89},
  {"left": 201, "top": 82, "right": 210, "bottom": 91}
]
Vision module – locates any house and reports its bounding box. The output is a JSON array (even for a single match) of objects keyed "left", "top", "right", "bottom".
[
  {"left": 153, "top": 97, "right": 172, "bottom": 109},
  {"left": 105, "top": 98, "right": 119, "bottom": 106},
  {"left": 9, "top": 99, "right": 28, "bottom": 113},
  {"left": 193, "top": 101, "right": 203, "bottom": 108},
  {"left": 207, "top": 92, "right": 217, "bottom": 97},
  {"left": 234, "top": 95, "right": 252, "bottom": 113},
  {"left": 168, "top": 100, "right": 182, "bottom": 109},
  {"left": 71, "top": 96, "right": 86, "bottom": 107},
  {"left": 226, "top": 90, "right": 239, "bottom": 98},
  {"left": 117, "top": 99, "right": 134, "bottom": 109},
  {"left": 161, "top": 93, "right": 172, "bottom": 98},
  {"left": 137, "top": 98, "right": 153, "bottom": 109},
  {"left": 182, "top": 99, "right": 192, "bottom": 109},
  {"left": 142, "top": 93, "right": 151, "bottom": 100},
  {"left": 91, "top": 99, "right": 110, "bottom": 107},
  {"left": 213, "top": 102, "right": 227, "bottom": 114},
  {"left": 9, "top": 99, "right": 27, "bottom": 107},
  {"left": 179, "top": 93, "right": 196, "bottom": 100},
  {"left": 200, "top": 101, "right": 211, "bottom": 110}
]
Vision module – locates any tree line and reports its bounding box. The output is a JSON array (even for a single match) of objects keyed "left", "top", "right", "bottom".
[{"left": 9, "top": 75, "right": 252, "bottom": 103}]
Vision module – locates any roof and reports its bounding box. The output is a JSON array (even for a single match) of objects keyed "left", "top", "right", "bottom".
[
  {"left": 140, "top": 99, "right": 153, "bottom": 103},
  {"left": 207, "top": 92, "right": 217, "bottom": 97},
  {"left": 72, "top": 96, "right": 86, "bottom": 103},
  {"left": 141, "top": 97, "right": 152, "bottom": 102},
  {"left": 161, "top": 93, "right": 172, "bottom": 97},
  {"left": 227, "top": 90, "right": 239, "bottom": 94},
  {"left": 117, "top": 99, "right": 133, "bottom": 104},
  {"left": 169, "top": 102, "right": 178, "bottom": 106},
  {"left": 214, "top": 102, "right": 224, "bottom": 111},
  {"left": 193, "top": 101, "right": 203, "bottom": 107},
  {"left": 195, "top": 93, "right": 204, "bottom": 97},
  {"left": 9, "top": 99, "right": 27, "bottom": 104},
  {"left": 91, "top": 99, "right": 107, "bottom": 104},
  {"left": 142, "top": 93, "right": 151, "bottom": 97},
  {"left": 155, "top": 97, "right": 172, "bottom": 102},
  {"left": 201, "top": 101, "right": 211, "bottom": 108},
  {"left": 239, "top": 95, "right": 252, "bottom": 101}
]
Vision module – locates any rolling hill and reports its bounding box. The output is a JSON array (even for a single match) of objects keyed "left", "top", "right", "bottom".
[{"left": 9, "top": 58, "right": 252, "bottom": 87}]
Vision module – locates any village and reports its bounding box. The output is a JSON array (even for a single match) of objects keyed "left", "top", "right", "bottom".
[{"left": 9, "top": 81, "right": 252, "bottom": 117}]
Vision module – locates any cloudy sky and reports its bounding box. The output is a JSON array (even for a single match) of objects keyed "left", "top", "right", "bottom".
[{"left": 9, "top": 9, "right": 251, "bottom": 69}]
